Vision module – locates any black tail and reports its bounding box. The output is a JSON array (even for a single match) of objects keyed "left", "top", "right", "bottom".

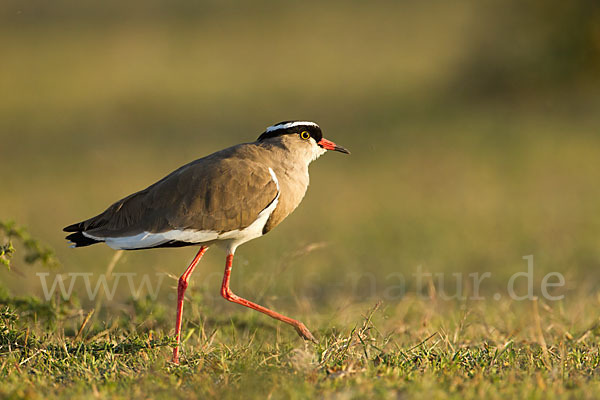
[{"left": 64, "top": 223, "right": 102, "bottom": 247}]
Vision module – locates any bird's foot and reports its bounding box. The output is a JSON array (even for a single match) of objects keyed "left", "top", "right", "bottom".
[{"left": 295, "top": 322, "right": 318, "bottom": 343}]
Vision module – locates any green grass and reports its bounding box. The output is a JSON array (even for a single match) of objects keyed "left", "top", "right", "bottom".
[
  {"left": 2, "top": 0, "right": 600, "bottom": 398},
  {"left": 3, "top": 294, "right": 600, "bottom": 399}
]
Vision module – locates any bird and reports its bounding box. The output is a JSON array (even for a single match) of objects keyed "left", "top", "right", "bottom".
[{"left": 63, "top": 120, "right": 349, "bottom": 363}]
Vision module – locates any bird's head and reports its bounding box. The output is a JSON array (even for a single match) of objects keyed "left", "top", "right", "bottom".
[{"left": 257, "top": 121, "right": 350, "bottom": 163}]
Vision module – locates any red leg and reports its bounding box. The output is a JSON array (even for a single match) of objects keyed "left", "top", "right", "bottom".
[
  {"left": 220, "top": 254, "right": 317, "bottom": 342},
  {"left": 172, "top": 246, "right": 208, "bottom": 364}
]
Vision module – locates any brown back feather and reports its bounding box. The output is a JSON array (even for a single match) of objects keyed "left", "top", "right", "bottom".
[{"left": 67, "top": 144, "right": 280, "bottom": 238}]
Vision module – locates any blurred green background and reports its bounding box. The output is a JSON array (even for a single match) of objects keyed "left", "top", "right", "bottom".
[{"left": 1, "top": 0, "right": 600, "bottom": 325}]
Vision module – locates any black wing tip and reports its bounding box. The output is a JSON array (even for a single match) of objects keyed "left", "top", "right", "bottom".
[
  {"left": 65, "top": 231, "right": 100, "bottom": 247},
  {"left": 63, "top": 222, "right": 82, "bottom": 232}
]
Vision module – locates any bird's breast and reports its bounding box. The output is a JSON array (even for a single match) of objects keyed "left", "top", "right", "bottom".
[{"left": 262, "top": 165, "right": 310, "bottom": 234}]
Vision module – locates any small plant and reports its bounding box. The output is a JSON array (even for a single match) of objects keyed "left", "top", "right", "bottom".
[{"left": 0, "top": 220, "right": 59, "bottom": 270}]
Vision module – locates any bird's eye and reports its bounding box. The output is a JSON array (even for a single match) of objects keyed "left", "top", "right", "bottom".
[{"left": 300, "top": 131, "right": 310, "bottom": 140}]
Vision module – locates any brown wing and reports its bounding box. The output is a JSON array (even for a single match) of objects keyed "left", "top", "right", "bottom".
[{"left": 64, "top": 145, "right": 279, "bottom": 239}]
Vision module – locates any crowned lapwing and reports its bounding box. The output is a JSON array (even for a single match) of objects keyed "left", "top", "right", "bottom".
[{"left": 64, "top": 121, "right": 349, "bottom": 363}]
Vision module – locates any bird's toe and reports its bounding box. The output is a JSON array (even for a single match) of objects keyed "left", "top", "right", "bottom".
[{"left": 295, "top": 322, "right": 318, "bottom": 343}]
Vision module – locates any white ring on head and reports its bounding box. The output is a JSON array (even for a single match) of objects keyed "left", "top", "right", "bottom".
[{"left": 265, "top": 121, "right": 319, "bottom": 133}]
